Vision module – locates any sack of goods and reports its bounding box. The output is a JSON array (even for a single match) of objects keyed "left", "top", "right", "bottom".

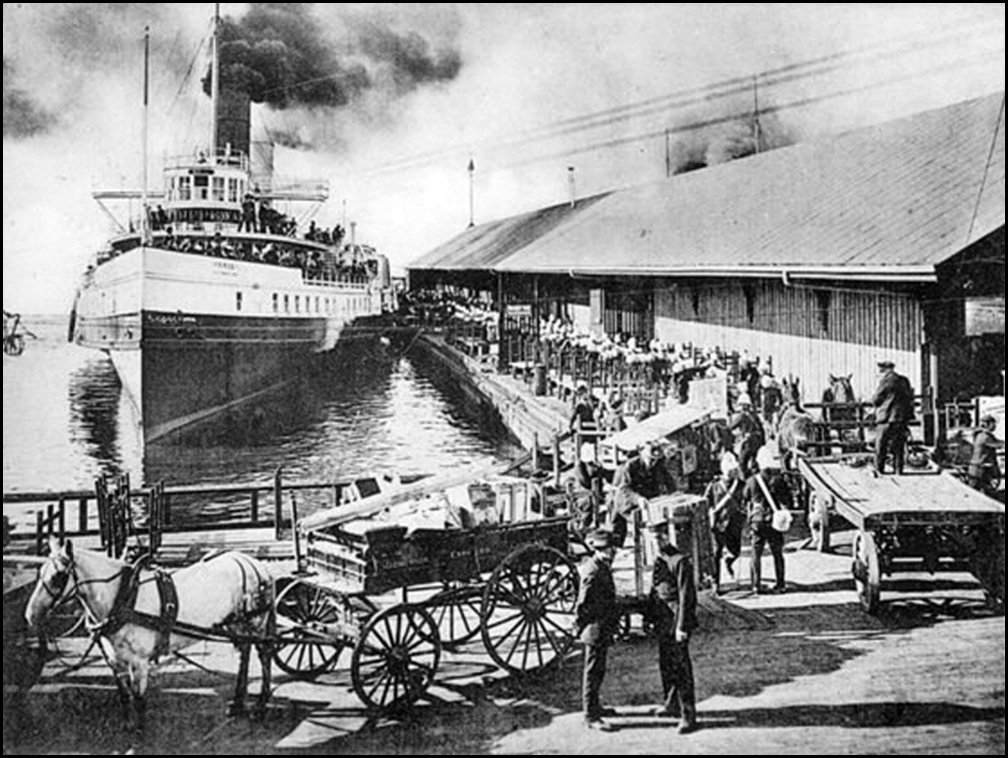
[{"left": 772, "top": 508, "right": 793, "bottom": 534}]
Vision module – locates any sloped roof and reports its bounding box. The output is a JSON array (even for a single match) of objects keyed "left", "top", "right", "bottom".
[
  {"left": 407, "top": 192, "right": 609, "bottom": 271},
  {"left": 409, "top": 92, "right": 1004, "bottom": 281}
]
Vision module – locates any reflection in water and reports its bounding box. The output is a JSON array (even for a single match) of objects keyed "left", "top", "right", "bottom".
[
  {"left": 67, "top": 358, "right": 125, "bottom": 479},
  {"left": 6, "top": 326, "right": 522, "bottom": 528}
]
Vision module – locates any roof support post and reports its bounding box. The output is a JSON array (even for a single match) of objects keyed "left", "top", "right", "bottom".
[{"left": 497, "top": 272, "right": 507, "bottom": 373}]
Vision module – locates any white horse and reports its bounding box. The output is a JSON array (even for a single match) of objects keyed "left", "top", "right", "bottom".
[{"left": 25, "top": 537, "right": 275, "bottom": 731}]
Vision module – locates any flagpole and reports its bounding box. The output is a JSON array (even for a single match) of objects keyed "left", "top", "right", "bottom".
[{"left": 467, "top": 158, "right": 475, "bottom": 227}]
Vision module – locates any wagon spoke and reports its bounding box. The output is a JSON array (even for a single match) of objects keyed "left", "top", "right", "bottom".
[
  {"left": 368, "top": 667, "right": 393, "bottom": 704},
  {"left": 489, "top": 612, "right": 527, "bottom": 654},
  {"left": 535, "top": 618, "right": 565, "bottom": 657},
  {"left": 538, "top": 611, "right": 572, "bottom": 643},
  {"left": 272, "top": 582, "right": 344, "bottom": 680},
  {"left": 502, "top": 618, "right": 532, "bottom": 666},
  {"left": 404, "top": 633, "right": 435, "bottom": 655},
  {"left": 521, "top": 615, "right": 541, "bottom": 670},
  {"left": 401, "top": 613, "right": 425, "bottom": 649},
  {"left": 539, "top": 572, "right": 575, "bottom": 608},
  {"left": 482, "top": 607, "right": 525, "bottom": 632},
  {"left": 352, "top": 605, "right": 440, "bottom": 712}
]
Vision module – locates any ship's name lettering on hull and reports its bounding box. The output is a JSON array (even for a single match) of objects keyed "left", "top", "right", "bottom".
[
  {"left": 213, "top": 261, "right": 238, "bottom": 276},
  {"left": 146, "top": 313, "right": 198, "bottom": 326}
]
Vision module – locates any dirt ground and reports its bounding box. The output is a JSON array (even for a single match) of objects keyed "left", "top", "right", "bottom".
[{"left": 3, "top": 526, "right": 1004, "bottom": 756}]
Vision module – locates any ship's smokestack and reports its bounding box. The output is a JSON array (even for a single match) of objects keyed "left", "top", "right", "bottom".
[{"left": 216, "top": 88, "right": 251, "bottom": 158}]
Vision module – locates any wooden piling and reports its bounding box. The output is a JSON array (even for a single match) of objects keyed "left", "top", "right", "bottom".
[
  {"left": 290, "top": 494, "right": 302, "bottom": 572},
  {"left": 273, "top": 468, "right": 283, "bottom": 540}
]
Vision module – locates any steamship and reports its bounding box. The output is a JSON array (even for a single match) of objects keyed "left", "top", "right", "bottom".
[{"left": 70, "top": 24, "right": 394, "bottom": 444}]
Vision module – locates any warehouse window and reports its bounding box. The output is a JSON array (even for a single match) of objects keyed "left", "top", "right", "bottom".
[
  {"left": 815, "top": 289, "right": 831, "bottom": 335},
  {"left": 744, "top": 285, "right": 756, "bottom": 325}
]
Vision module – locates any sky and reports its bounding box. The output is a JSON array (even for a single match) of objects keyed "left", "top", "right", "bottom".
[{"left": 3, "top": 3, "right": 1005, "bottom": 315}]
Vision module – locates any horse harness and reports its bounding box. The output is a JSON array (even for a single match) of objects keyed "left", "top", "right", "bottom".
[
  {"left": 62, "top": 552, "right": 271, "bottom": 660},
  {"left": 84, "top": 559, "right": 179, "bottom": 661}
]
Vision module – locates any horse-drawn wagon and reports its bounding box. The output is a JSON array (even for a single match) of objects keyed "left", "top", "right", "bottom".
[
  {"left": 785, "top": 389, "right": 1005, "bottom": 616},
  {"left": 271, "top": 465, "right": 580, "bottom": 712},
  {"left": 798, "top": 456, "right": 1004, "bottom": 615}
]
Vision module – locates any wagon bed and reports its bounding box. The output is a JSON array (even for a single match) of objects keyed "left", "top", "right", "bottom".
[
  {"left": 798, "top": 459, "right": 1004, "bottom": 529},
  {"left": 797, "top": 457, "right": 1004, "bottom": 614}
]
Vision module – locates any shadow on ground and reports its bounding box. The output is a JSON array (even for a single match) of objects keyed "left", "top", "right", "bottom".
[{"left": 3, "top": 577, "right": 999, "bottom": 755}]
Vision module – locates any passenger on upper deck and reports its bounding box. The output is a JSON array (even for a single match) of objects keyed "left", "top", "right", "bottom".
[{"left": 239, "top": 193, "right": 257, "bottom": 233}]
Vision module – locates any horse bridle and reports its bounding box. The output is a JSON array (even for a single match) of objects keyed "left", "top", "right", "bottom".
[
  {"left": 38, "top": 553, "right": 77, "bottom": 605},
  {"left": 38, "top": 551, "right": 129, "bottom": 627}
]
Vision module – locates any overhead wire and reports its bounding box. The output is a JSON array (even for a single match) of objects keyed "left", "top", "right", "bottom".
[{"left": 355, "top": 14, "right": 1005, "bottom": 177}]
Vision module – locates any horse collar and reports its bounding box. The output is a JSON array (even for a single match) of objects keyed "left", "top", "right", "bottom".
[{"left": 86, "top": 563, "right": 179, "bottom": 659}]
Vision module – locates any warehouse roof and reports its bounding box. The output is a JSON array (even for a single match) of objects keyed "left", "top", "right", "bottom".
[
  {"left": 406, "top": 192, "right": 609, "bottom": 271},
  {"left": 410, "top": 92, "right": 1005, "bottom": 282}
]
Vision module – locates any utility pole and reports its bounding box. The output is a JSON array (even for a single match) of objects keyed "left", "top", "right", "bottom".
[{"left": 752, "top": 74, "right": 762, "bottom": 155}]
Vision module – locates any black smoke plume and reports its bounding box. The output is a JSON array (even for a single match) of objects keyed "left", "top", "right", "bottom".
[
  {"left": 672, "top": 108, "right": 798, "bottom": 174},
  {"left": 203, "top": 3, "right": 462, "bottom": 110},
  {"left": 3, "top": 58, "right": 54, "bottom": 139}
]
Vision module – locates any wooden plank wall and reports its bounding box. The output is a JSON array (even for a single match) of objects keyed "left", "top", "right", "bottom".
[{"left": 653, "top": 279, "right": 925, "bottom": 407}]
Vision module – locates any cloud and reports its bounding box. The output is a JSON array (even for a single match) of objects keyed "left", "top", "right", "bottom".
[{"left": 3, "top": 58, "right": 55, "bottom": 138}]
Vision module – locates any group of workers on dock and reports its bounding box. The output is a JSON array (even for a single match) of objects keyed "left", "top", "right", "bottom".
[{"left": 562, "top": 353, "right": 1002, "bottom": 733}]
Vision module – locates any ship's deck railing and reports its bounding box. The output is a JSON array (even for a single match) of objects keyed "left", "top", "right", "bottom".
[
  {"left": 97, "top": 230, "right": 378, "bottom": 289},
  {"left": 164, "top": 149, "right": 249, "bottom": 172}
]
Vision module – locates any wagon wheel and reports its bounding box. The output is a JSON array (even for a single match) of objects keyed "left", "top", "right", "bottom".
[
  {"left": 480, "top": 544, "right": 578, "bottom": 676},
  {"left": 350, "top": 603, "right": 441, "bottom": 712},
  {"left": 272, "top": 580, "right": 346, "bottom": 680},
  {"left": 426, "top": 582, "right": 485, "bottom": 648},
  {"left": 852, "top": 529, "right": 881, "bottom": 614}
]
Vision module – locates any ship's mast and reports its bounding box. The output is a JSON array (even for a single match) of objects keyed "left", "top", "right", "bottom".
[
  {"left": 141, "top": 25, "right": 151, "bottom": 244},
  {"left": 210, "top": 3, "right": 220, "bottom": 156}
]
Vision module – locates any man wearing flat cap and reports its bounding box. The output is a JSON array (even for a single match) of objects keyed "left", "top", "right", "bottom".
[
  {"left": 612, "top": 438, "right": 676, "bottom": 547},
  {"left": 968, "top": 414, "right": 1002, "bottom": 495},
  {"left": 871, "top": 360, "right": 915, "bottom": 475},
  {"left": 575, "top": 528, "right": 622, "bottom": 731},
  {"left": 648, "top": 520, "right": 699, "bottom": 733}
]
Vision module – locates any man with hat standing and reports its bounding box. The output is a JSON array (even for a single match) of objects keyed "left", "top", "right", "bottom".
[
  {"left": 743, "top": 446, "right": 792, "bottom": 594},
  {"left": 648, "top": 520, "right": 699, "bottom": 733},
  {"left": 871, "top": 360, "right": 915, "bottom": 475},
  {"left": 730, "top": 393, "right": 765, "bottom": 478},
  {"left": 575, "top": 528, "right": 621, "bottom": 731},
  {"left": 968, "top": 414, "right": 1003, "bottom": 495}
]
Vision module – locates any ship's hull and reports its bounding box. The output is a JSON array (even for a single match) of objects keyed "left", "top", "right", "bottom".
[{"left": 73, "top": 246, "right": 386, "bottom": 443}]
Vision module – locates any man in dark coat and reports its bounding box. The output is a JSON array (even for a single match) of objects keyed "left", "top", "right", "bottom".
[
  {"left": 649, "top": 520, "right": 699, "bottom": 733},
  {"left": 575, "top": 529, "right": 621, "bottom": 731},
  {"left": 730, "top": 394, "right": 765, "bottom": 477},
  {"left": 968, "top": 414, "right": 1002, "bottom": 495},
  {"left": 612, "top": 439, "right": 676, "bottom": 548},
  {"left": 871, "top": 360, "right": 915, "bottom": 474}
]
